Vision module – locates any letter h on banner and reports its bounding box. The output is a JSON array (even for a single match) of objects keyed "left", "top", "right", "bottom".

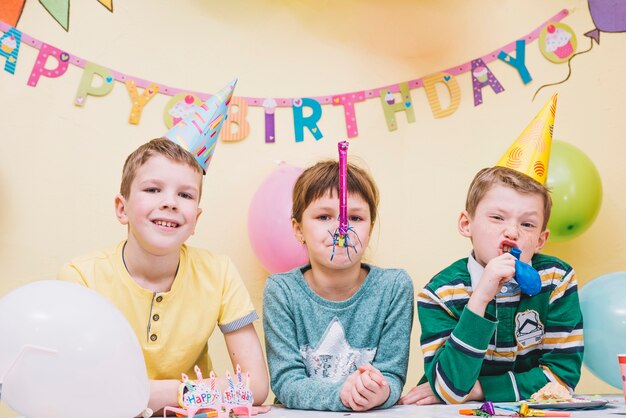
[{"left": 379, "top": 82, "right": 416, "bottom": 132}]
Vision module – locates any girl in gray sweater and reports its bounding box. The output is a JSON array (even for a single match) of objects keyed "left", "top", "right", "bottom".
[{"left": 263, "top": 159, "right": 414, "bottom": 411}]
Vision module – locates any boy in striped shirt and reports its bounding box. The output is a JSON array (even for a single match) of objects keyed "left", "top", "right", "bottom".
[{"left": 400, "top": 165, "right": 583, "bottom": 405}]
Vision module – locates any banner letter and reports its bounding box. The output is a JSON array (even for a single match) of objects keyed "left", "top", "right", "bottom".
[
  {"left": 379, "top": 82, "right": 415, "bottom": 131},
  {"left": 332, "top": 92, "right": 365, "bottom": 138},
  {"left": 263, "top": 98, "right": 277, "bottom": 143},
  {"left": 27, "top": 43, "right": 70, "bottom": 87},
  {"left": 0, "top": 28, "right": 22, "bottom": 75},
  {"left": 293, "top": 98, "right": 323, "bottom": 142},
  {"left": 163, "top": 93, "right": 202, "bottom": 128},
  {"left": 220, "top": 96, "right": 250, "bottom": 142},
  {"left": 498, "top": 40, "right": 532, "bottom": 84},
  {"left": 422, "top": 73, "right": 461, "bottom": 119},
  {"left": 74, "top": 62, "right": 114, "bottom": 106},
  {"left": 471, "top": 59, "right": 505, "bottom": 107},
  {"left": 125, "top": 80, "right": 159, "bottom": 124}
]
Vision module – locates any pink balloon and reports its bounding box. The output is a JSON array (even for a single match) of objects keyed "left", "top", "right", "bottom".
[{"left": 248, "top": 163, "right": 309, "bottom": 273}]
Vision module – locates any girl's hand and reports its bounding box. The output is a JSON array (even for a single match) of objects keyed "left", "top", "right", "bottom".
[{"left": 340, "top": 365, "right": 389, "bottom": 411}]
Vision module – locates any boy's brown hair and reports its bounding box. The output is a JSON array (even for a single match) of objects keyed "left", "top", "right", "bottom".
[
  {"left": 292, "top": 160, "right": 379, "bottom": 227},
  {"left": 120, "top": 137, "right": 204, "bottom": 199},
  {"left": 466, "top": 166, "right": 552, "bottom": 230}
]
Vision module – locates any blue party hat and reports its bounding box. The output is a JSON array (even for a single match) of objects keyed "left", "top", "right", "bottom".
[{"left": 164, "top": 79, "right": 237, "bottom": 173}]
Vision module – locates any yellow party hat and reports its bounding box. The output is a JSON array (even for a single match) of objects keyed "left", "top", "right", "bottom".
[{"left": 495, "top": 93, "right": 557, "bottom": 184}]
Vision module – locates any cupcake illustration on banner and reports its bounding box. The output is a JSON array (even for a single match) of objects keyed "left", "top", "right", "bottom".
[
  {"left": 472, "top": 66, "right": 489, "bottom": 83},
  {"left": 1, "top": 35, "right": 16, "bottom": 53},
  {"left": 547, "top": 26, "right": 573, "bottom": 58},
  {"left": 384, "top": 91, "right": 395, "bottom": 105},
  {"left": 539, "top": 22, "right": 577, "bottom": 63},
  {"left": 163, "top": 93, "right": 203, "bottom": 128}
]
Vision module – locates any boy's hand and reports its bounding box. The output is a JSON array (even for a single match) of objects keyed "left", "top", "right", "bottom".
[
  {"left": 340, "top": 364, "right": 389, "bottom": 411},
  {"left": 466, "top": 381, "right": 484, "bottom": 402},
  {"left": 251, "top": 405, "right": 272, "bottom": 415},
  {"left": 397, "top": 381, "right": 483, "bottom": 405},
  {"left": 468, "top": 253, "right": 515, "bottom": 316},
  {"left": 397, "top": 382, "right": 441, "bottom": 405}
]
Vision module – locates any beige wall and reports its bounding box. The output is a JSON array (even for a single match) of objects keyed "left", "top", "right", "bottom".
[{"left": 1, "top": 0, "right": 624, "bottom": 415}]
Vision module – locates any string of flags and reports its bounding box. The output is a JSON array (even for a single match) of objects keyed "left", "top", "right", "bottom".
[
  {"left": 0, "top": 0, "right": 113, "bottom": 31},
  {"left": 0, "top": 9, "right": 577, "bottom": 143}
]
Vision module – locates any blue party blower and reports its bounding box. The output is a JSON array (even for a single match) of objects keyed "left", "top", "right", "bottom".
[{"left": 509, "top": 247, "right": 542, "bottom": 296}]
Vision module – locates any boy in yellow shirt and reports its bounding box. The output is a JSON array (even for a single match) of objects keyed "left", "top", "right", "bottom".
[{"left": 58, "top": 82, "right": 269, "bottom": 414}]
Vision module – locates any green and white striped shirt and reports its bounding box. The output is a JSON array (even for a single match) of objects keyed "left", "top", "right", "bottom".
[{"left": 418, "top": 253, "right": 583, "bottom": 403}]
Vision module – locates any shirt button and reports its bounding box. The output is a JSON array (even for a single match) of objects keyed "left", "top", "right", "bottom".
[
  {"left": 501, "top": 286, "right": 508, "bottom": 293},
  {"left": 156, "top": 295, "right": 163, "bottom": 303},
  {"left": 150, "top": 334, "right": 157, "bottom": 341},
  {"left": 152, "top": 314, "right": 160, "bottom": 321}
]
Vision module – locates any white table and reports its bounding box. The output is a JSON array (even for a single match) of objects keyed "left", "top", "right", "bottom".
[{"left": 264, "top": 395, "right": 626, "bottom": 417}]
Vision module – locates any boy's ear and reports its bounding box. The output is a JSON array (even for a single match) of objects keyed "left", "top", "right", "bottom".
[
  {"left": 458, "top": 210, "right": 472, "bottom": 238},
  {"left": 535, "top": 228, "right": 550, "bottom": 253},
  {"left": 191, "top": 207, "right": 203, "bottom": 235},
  {"left": 292, "top": 218, "right": 304, "bottom": 244},
  {"left": 114, "top": 194, "right": 129, "bottom": 225}
]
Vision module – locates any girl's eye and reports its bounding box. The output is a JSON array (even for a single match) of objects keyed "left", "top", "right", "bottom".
[
  {"left": 145, "top": 188, "right": 159, "bottom": 193},
  {"left": 318, "top": 215, "right": 331, "bottom": 221},
  {"left": 179, "top": 192, "right": 194, "bottom": 200},
  {"left": 349, "top": 216, "right": 363, "bottom": 222},
  {"left": 521, "top": 222, "right": 535, "bottom": 228},
  {"left": 490, "top": 215, "right": 503, "bottom": 221}
]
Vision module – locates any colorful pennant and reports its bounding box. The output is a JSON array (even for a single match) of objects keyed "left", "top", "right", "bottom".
[
  {"left": 30, "top": 1, "right": 114, "bottom": 32},
  {"left": 0, "top": 0, "right": 25, "bottom": 27},
  {"left": 39, "top": 0, "right": 70, "bottom": 31}
]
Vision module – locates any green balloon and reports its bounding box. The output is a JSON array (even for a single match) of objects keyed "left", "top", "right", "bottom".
[{"left": 546, "top": 140, "right": 602, "bottom": 241}]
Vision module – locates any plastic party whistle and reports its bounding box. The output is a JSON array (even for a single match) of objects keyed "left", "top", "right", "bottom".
[
  {"left": 459, "top": 409, "right": 491, "bottom": 416},
  {"left": 509, "top": 247, "right": 542, "bottom": 296},
  {"left": 518, "top": 403, "right": 571, "bottom": 417},
  {"left": 459, "top": 402, "right": 495, "bottom": 416}
]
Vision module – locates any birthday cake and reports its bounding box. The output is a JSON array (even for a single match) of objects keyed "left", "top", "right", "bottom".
[{"left": 530, "top": 381, "right": 572, "bottom": 402}]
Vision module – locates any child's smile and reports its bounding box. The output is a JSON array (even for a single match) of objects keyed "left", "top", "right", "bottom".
[
  {"left": 116, "top": 154, "right": 202, "bottom": 256},
  {"left": 152, "top": 219, "right": 180, "bottom": 229}
]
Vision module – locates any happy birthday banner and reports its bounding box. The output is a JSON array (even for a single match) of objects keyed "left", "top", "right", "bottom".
[{"left": 0, "top": 9, "right": 574, "bottom": 143}]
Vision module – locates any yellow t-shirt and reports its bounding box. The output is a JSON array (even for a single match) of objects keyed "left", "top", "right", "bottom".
[{"left": 58, "top": 241, "right": 257, "bottom": 380}]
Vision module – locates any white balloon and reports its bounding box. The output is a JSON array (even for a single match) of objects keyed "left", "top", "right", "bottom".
[{"left": 0, "top": 280, "right": 150, "bottom": 418}]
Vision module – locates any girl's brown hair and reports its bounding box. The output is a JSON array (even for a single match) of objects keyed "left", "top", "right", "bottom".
[{"left": 292, "top": 160, "right": 379, "bottom": 227}]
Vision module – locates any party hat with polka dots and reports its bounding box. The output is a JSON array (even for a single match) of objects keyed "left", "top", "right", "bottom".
[
  {"left": 495, "top": 93, "right": 557, "bottom": 185},
  {"left": 164, "top": 79, "right": 237, "bottom": 174}
]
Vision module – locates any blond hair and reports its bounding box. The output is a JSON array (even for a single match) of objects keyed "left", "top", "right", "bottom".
[
  {"left": 466, "top": 166, "right": 552, "bottom": 230},
  {"left": 292, "top": 160, "right": 379, "bottom": 227},
  {"left": 120, "top": 138, "right": 203, "bottom": 199}
]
